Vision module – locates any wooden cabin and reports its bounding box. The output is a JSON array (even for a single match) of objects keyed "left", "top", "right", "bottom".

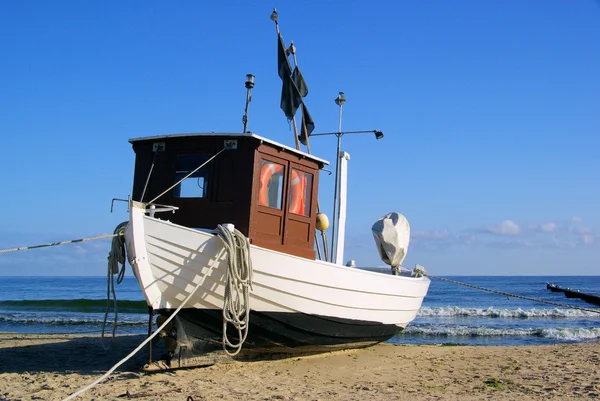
[{"left": 129, "top": 133, "right": 328, "bottom": 259}]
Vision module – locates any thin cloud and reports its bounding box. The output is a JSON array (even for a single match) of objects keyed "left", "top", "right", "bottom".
[
  {"left": 581, "top": 235, "right": 595, "bottom": 245},
  {"left": 484, "top": 220, "right": 521, "bottom": 236},
  {"left": 457, "top": 234, "right": 477, "bottom": 245},
  {"left": 411, "top": 229, "right": 451, "bottom": 240},
  {"left": 540, "top": 222, "right": 558, "bottom": 233},
  {"left": 551, "top": 238, "right": 577, "bottom": 250},
  {"left": 73, "top": 245, "right": 88, "bottom": 255},
  {"left": 573, "top": 227, "right": 593, "bottom": 235},
  {"left": 421, "top": 218, "right": 600, "bottom": 250},
  {"left": 486, "top": 239, "right": 537, "bottom": 249}
]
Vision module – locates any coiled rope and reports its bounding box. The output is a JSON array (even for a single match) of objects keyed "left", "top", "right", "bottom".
[
  {"left": 412, "top": 265, "right": 600, "bottom": 315},
  {"left": 0, "top": 233, "right": 121, "bottom": 254},
  {"left": 214, "top": 224, "right": 253, "bottom": 356},
  {"left": 101, "top": 221, "right": 130, "bottom": 349}
]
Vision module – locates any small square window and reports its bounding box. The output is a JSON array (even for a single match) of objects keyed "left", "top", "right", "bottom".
[
  {"left": 289, "top": 169, "right": 312, "bottom": 216},
  {"left": 258, "top": 160, "right": 285, "bottom": 209},
  {"left": 173, "top": 154, "right": 209, "bottom": 198}
]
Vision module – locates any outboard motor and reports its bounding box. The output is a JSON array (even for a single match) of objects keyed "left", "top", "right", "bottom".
[{"left": 371, "top": 212, "right": 410, "bottom": 275}]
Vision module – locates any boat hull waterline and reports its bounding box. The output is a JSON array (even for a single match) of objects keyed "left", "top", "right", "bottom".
[{"left": 125, "top": 202, "right": 430, "bottom": 361}]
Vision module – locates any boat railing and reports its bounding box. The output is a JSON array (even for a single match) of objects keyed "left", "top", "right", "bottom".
[{"left": 146, "top": 203, "right": 179, "bottom": 217}]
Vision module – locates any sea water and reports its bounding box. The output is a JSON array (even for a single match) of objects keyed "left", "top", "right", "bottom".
[{"left": 1, "top": 275, "right": 599, "bottom": 346}]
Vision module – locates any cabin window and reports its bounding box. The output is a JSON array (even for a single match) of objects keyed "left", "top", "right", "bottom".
[
  {"left": 258, "top": 160, "right": 285, "bottom": 209},
  {"left": 172, "top": 154, "right": 210, "bottom": 198},
  {"left": 289, "top": 169, "right": 313, "bottom": 216}
]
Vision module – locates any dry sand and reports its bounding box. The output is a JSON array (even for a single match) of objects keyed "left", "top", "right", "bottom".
[{"left": 0, "top": 333, "right": 599, "bottom": 401}]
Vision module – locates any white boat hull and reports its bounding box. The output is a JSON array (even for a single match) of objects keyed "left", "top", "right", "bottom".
[{"left": 125, "top": 202, "right": 430, "bottom": 359}]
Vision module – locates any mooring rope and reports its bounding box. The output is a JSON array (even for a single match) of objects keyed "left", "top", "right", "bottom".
[
  {"left": 412, "top": 266, "right": 600, "bottom": 315},
  {"left": 214, "top": 224, "right": 253, "bottom": 356},
  {"left": 0, "top": 233, "right": 122, "bottom": 254},
  {"left": 101, "top": 221, "right": 130, "bottom": 349},
  {"left": 63, "top": 249, "right": 223, "bottom": 400}
]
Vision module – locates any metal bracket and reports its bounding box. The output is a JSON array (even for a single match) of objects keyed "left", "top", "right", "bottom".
[
  {"left": 153, "top": 142, "right": 166, "bottom": 152},
  {"left": 224, "top": 139, "right": 238, "bottom": 149},
  {"left": 111, "top": 196, "right": 131, "bottom": 213},
  {"left": 145, "top": 204, "right": 179, "bottom": 216}
]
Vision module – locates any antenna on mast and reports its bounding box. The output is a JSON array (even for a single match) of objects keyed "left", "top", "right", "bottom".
[
  {"left": 270, "top": 8, "right": 279, "bottom": 25},
  {"left": 242, "top": 74, "right": 255, "bottom": 133}
]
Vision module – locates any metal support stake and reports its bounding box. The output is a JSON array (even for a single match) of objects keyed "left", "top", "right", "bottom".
[{"left": 147, "top": 306, "right": 154, "bottom": 365}]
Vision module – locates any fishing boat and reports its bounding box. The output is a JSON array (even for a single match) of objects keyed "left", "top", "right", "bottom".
[{"left": 121, "top": 10, "right": 430, "bottom": 370}]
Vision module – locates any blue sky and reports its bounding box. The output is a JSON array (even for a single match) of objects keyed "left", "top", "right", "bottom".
[{"left": 0, "top": 1, "right": 598, "bottom": 276}]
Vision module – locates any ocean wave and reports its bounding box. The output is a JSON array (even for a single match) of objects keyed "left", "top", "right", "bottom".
[
  {"left": 403, "top": 325, "right": 600, "bottom": 341},
  {"left": 0, "top": 314, "right": 147, "bottom": 326},
  {"left": 418, "top": 306, "right": 600, "bottom": 318},
  {"left": 0, "top": 299, "right": 148, "bottom": 314},
  {"left": 540, "top": 328, "right": 600, "bottom": 341}
]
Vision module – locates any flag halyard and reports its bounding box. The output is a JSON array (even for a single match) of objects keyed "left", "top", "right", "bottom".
[
  {"left": 278, "top": 34, "right": 302, "bottom": 120},
  {"left": 277, "top": 31, "right": 315, "bottom": 147}
]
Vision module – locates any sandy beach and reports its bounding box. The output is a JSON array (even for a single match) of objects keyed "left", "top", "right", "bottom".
[{"left": 0, "top": 333, "right": 598, "bottom": 401}]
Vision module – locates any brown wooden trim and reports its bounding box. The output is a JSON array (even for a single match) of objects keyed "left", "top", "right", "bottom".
[
  {"left": 251, "top": 239, "right": 316, "bottom": 259},
  {"left": 258, "top": 145, "right": 321, "bottom": 170}
]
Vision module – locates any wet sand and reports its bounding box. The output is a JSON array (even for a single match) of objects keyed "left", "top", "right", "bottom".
[{"left": 0, "top": 333, "right": 599, "bottom": 400}]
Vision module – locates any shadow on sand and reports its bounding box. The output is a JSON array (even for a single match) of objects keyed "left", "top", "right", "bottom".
[{"left": 0, "top": 334, "right": 164, "bottom": 374}]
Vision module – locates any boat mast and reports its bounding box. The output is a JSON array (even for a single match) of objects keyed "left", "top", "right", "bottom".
[
  {"left": 270, "top": 8, "right": 330, "bottom": 262},
  {"left": 334, "top": 151, "right": 350, "bottom": 265},
  {"left": 330, "top": 92, "right": 346, "bottom": 262},
  {"left": 271, "top": 9, "right": 302, "bottom": 150},
  {"left": 242, "top": 74, "right": 255, "bottom": 133}
]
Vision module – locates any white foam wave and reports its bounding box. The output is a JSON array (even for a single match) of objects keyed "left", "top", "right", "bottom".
[
  {"left": 418, "top": 306, "right": 600, "bottom": 318},
  {"left": 540, "top": 328, "right": 600, "bottom": 341},
  {"left": 403, "top": 325, "right": 600, "bottom": 341},
  {"left": 0, "top": 314, "right": 146, "bottom": 326}
]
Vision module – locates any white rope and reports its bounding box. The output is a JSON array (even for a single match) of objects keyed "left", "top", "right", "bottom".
[
  {"left": 101, "top": 222, "right": 129, "bottom": 349},
  {"left": 214, "top": 224, "right": 253, "bottom": 356},
  {"left": 63, "top": 251, "right": 222, "bottom": 400},
  {"left": 0, "top": 233, "right": 120, "bottom": 254}
]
